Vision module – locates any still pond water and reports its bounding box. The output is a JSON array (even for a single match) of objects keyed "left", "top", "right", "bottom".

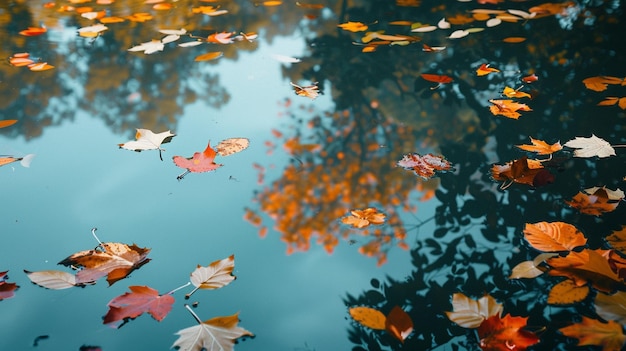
[{"left": 1, "top": 1, "right": 626, "bottom": 351}]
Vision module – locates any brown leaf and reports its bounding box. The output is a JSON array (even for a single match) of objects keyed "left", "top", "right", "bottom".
[{"left": 523, "top": 222, "right": 587, "bottom": 252}]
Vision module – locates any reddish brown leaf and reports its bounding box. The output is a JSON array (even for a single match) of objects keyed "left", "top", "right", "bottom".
[
  {"left": 58, "top": 242, "right": 151, "bottom": 285},
  {"left": 547, "top": 249, "right": 623, "bottom": 293},
  {"left": 421, "top": 73, "right": 453, "bottom": 84},
  {"left": 0, "top": 271, "right": 18, "bottom": 300},
  {"left": 19, "top": 27, "right": 47, "bottom": 36},
  {"left": 103, "top": 285, "right": 175, "bottom": 327},
  {"left": 385, "top": 306, "right": 413, "bottom": 343},
  {"left": 477, "top": 314, "right": 540, "bottom": 351},
  {"left": 397, "top": 153, "right": 454, "bottom": 179}
]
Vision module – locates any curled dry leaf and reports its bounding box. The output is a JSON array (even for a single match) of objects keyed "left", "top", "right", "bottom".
[
  {"left": 502, "top": 86, "right": 531, "bottom": 99},
  {"left": 341, "top": 208, "right": 386, "bottom": 228},
  {"left": 397, "top": 153, "right": 453, "bottom": 179},
  {"left": 477, "top": 314, "right": 540, "bottom": 351},
  {"left": 172, "top": 308, "right": 253, "bottom": 351},
  {"left": 523, "top": 221, "right": 587, "bottom": 252},
  {"left": 476, "top": 63, "right": 500, "bottom": 76},
  {"left": 546, "top": 249, "right": 623, "bottom": 293},
  {"left": 565, "top": 187, "right": 623, "bottom": 216},
  {"left": 118, "top": 129, "right": 175, "bottom": 160},
  {"left": 490, "top": 156, "right": 554, "bottom": 189},
  {"left": 58, "top": 242, "right": 151, "bottom": 286},
  {"left": 24, "top": 270, "right": 90, "bottom": 289},
  {"left": 488, "top": 99, "right": 532, "bottom": 119},
  {"left": 216, "top": 138, "right": 250, "bottom": 156},
  {"left": 445, "top": 292, "right": 503, "bottom": 328},
  {"left": 509, "top": 260, "right": 544, "bottom": 279},
  {"left": 186, "top": 255, "right": 236, "bottom": 299},
  {"left": 337, "top": 21, "right": 368, "bottom": 32},
  {"left": 290, "top": 82, "right": 319, "bottom": 100}
]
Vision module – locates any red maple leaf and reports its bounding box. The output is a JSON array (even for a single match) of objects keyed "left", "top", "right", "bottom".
[
  {"left": 103, "top": 285, "right": 175, "bottom": 328},
  {"left": 477, "top": 314, "right": 540, "bottom": 351},
  {"left": 173, "top": 141, "right": 223, "bottom": 180},
  {"left": 0, "top": 271, "right": 19, "bottom": 300}
]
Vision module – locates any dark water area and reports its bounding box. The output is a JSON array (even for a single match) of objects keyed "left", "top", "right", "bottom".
[{"left": 1, "top": 1, "right": 626, "bottom": 350}]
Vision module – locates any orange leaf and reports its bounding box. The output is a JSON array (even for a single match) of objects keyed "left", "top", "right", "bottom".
[
  {"left": 28, "top": 62, "right": 54, "bottom": 71},
  {"left": 559, "top": 316, "right": 626, "bottom": 351},
  {"left": 606, "top": 226, "right": 626, "bottom": 254},
  {"left": 565, "top": 187, "right": 623, "bottom": 216},
  {"left": 421, "top": 73, "right": 453, "bottom": 84},
  {"left": 19, "top": 27, "right": 47, "bottom": 36},
  {"left": 502, "top": 37, "right": 526, "bottom": 43},
  {"left": 583, "top": 76, "right": 625, "bottom": 92},
  {"left": 547, "top": 249, "right": 623, "bottom": 293},
  {"left": 397, "top": 152, "right": 454, "bottom": 179},
  {"left": 349, "top": 306, "right": 386, "bottom": 330},
  {"left": 521, "top": 73, "right": 539, "bottom": 83},
  {"left": 0, "top": 120, "right": 18, "bottom": 129},
  {"left": 341, "top": 208, "right": 386, "bottom": 228},
  {"left": 337, "top": 21, "right": 368, "bottom": 32},
  {"left": 547, "top": 279, "right": 589, "bottom": 305},
  {"left": 515, "top": 137, "right": 562, "bottom": 155},
  {"left": 194, "top": 51, "right": 223, "bottom": 62},
  {"left": 385, "top": 306, "right": 413, "bottom": 343},
  {"left": 476, "top": 63, "right": 500, "bottom": 76},
  {"left": 502, "top": 86, "right": 531, "bottom": 99},
  {"left": 523, "top": 222, "right": 587, "bottom": 252},
  {"left": 488, "top": 99, "right": 532, "bottom": 119}
]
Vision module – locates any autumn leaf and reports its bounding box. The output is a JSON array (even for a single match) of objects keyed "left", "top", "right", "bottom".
[
  {"left": 0, "top": 120, "right": 18, "bottom": 129},
  {"left": 0, "top": 271, "right": 18, "bottom": 300},
  {"left": 515, "top": 137, "right": 562, "bottom": 155},
  {"left": 290, "top": 82, "right": 319, "bottom": 100},
  {"left": 595, "top": 291, "right": 626, "bottom": 325},
  {"left": 126, "top": 12, "right": 153, "bottom": 22},
  {"left": 118, "top": 129, "right": 176, "bottom": 160},
  {"left": 546, "top": 249, "right": 624, "bottom": 293},
  {"left": 582, "top": 76, "right": 625, "bottom": 92},
  {"left": 172, "top": 306, "right": 253, "bottom": 351},
  {"left": 338, "top": 21, "right": 368, "bottom": 32},
  {"left": 186, "top": 255, "right": 236, "bottom": 299},
  {"left": 502, "top": 86, "right": 531, "bottom": 99},
  {"left": 19, "top": 26, "right": 47, "bottom": 36},
  {"left": 597, "top": 96, "right": 626, "bottom": 110},
  {"left": 521, "top": 74, "right": 539, "bottom": 83},
  {"left": 9, "top": 53, "right": 34, "bottom": 67},
  {"left": 421, "top": 73, "right": 453, "bottom": 89},
  {"left": 509, "top": 261, "right": 544, "bottom": 279},
  {"left": 207, "top": 32, "right": 235, "bottom": 44},
  {"left": 476, "top": 63, "right": 500, "bottom": 76},
  {"left": 522, "top": 221, "right": 587, "bottom": 252},
  {"left": 194, "top": 51, "right": 223, "bottom": 62},
  {"left": 0, "top": 154, "right": 35, "bottom": 168},
  {"left": 477, "top": 314, "right": 540, "bottom": 351},
  {"left": 24, "top": 270, "right": 91, "bottom": 289},
  {"left": 606, "top": 226, "right": 626, "bottom": 254},
  {"left": 349, "top": 306, "right": 413, "bottom": 343},
  {"left": 216, "top": 138, "right": 250, "bottom": 156},
  {"left": 559, "top": 316, "right": 626, "bottom": 351},
  {"left": 77, "top": 24, "right": 108, "bottom": 37},
  {"left": 385, "top": 306, "right": 414, "bottom": 343},
  {"left": 564, "top": 134, "right": 616, "bottom": 158},
  {"left": 173, "top": 141, "right": 223, "bottom": 180},
  {"left": 502, "top": 37, "right": 526, "bottom": 43},
  {"left": 565, "top": 187, "right": 623, "bottom": 216},
  {"left": 547, "top": 279, "right": 589, "bottom": 305},
  {"left": 58, "top": 232, "right": 151, "bottom": 286},
  {"left": 396, "top": 153, "right": 454, "bottom": 179},
  {"left": 349, "top": 306, "right": 386, "bottom": 330},
  {"left": 446, "top": 293, "right": 503, "bottom": 328},
  {"left": 488, "top": 99, "right": 532, "bottom": 119},
  {"left": 103, "top": 285, "right": 175, "bottom": 328},
  {"left": 341, "top": 208, "right": 386, "bottom": 228},
  {"left": 490, "top": 156, "right": 554, "bottom": 189},
  {"left": 128, "top": 40, "right": 165, "bottom": 54}
]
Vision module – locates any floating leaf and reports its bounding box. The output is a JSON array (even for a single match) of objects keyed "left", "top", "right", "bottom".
[
  {"left": 502, "top": 86, "right": 531, "bottom": 99},
  {"left": 446, "top": 293, "right": 503, "bottom": 328},
  {"left": 341, "top": 208, "right": 386, "bottom": 228},
  {"left": 385, "top": 306, "right": 413, "bottom": 343},
  {"left": 448, "top": 29, "right": 469, "bottom": 39},
  {"left": 523, "top": 221, "right": 587, "bottom": 252},
  {"left": 24, "top": 270, "right": 82, "bottom": 290},
  {"left": 0, "top": 271, "right": 18, "bottom": 300},
  {"left": 565, "top": 187, "right": 623, "bottom": 216},
  {"left": 216, "top": 138, "right": 250, "bottom": 156},
  {"left": 0, "top": 120, "right": 18, "bottom": 129},
  {"left": 19, "top": 27, "right": 47, "bottom": 36},
  {"left": 478, "top": 314, "right": 540, "bottom": 351},
  {"left": 509, "top": 260, "right": 544, "bottom": 279},
  {"left": 118, "top": 129, "right": 175, "bottom": 160},
  {"left": 397, "top": 153, "right": 454, "bottom": 179},
  {"left": 186, "top": 255, "right": 236, "bottom": 299},
  {"left": 338, "top": 21, "right": 368, "bottom": 32},
  {"left": 194, "top": 51, "right": 224, "bottom": 62},
  {"left": 515, "top": 137, "right": 562, "bottom": 155},
  {"left": 597, "top": 97, "right": 626, "bottom": 110},
  {"left": 582, "top": 76, "right": 625, "bottom": 92},
  {"left": 564, "top": 134, "right": 615, "bottom": 158},
  {"left": 502, "top": 37, "right": 526, "bottom": 43},
  {"left": 547, "top": 280, "right": 589, "bottom": 305},
  {"left": 173, "top": 141, "right": 223, "bottom": 180},
  {"left": 128, "top": 40, "right": 164, "bottom": 54},
  {"left": 172, "top": 308, "right": 253, "bottom": 351},
  {"left": 290, "top": 81, "right": 319, "bottom": 100},
  {"left": 595, "top": 291, "right": 626, "bottom": 325},
  {"left": 476, "top": 63, "right": 500, "bottom": 76},
  {"left": 559, "top": 316, "right": 626, "bottom": 351},
  {"left": 103, "top": 285, "right": 175, "bottom": 327},
  {"left": 349, "top": 306, "right": 386, "bottom": 330}
]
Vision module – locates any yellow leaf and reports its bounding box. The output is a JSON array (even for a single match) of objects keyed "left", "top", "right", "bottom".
[
  {"left": 583, "top": 76, "right": 625, "bottom": 92},
  {"left": 349, "top": 306, "right": 386, "bottom": 330},
  {"left": 523, "top": 221, "right": 587, "bottom": 252},
  {"left": 547, "top": 280, "right": 589, "bottom": 305},
  {"left": 502, "top": 37, "right": 526, "bottom": 43},
  {"left": 476, "top": 63, "right": 500, "bottom": 76},
  {"left": 509, "top": 260, "right": 544, "bottom": 279},
  {"left": 502, "top": 86, "right": 532, "bottom": 98},
  {"left": 338, "top": 21, "right": 368, "bottom": 32}
]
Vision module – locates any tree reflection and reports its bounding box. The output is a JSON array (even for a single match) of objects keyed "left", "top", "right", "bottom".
[{"left": 249, "top": 0, "right": 626, "bottom": 349}]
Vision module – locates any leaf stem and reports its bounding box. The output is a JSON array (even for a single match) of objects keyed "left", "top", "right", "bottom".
[
  {"left": 185, "top": 286, "right": 200, "bottom": 300},
  {"left": 184, "top": 304, "right": 203, "bottom": 325},
  {"left": 91, "top": 227, "right": 105, "bottom": 251},
  {"left": 611, "top": 144, "right": 626, "bottom": 148},
  {"left": 167, "top": 282, "right": 191, "bottom": 295}
]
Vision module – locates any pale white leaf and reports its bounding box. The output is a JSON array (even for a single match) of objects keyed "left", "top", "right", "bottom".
[
  {"left": 437, "top": 18, "right": 451, "bottom": 29},
  {"left": 19, "top": 154, "right": 35, "bottom": 168},
  {"left": 564, "top": 134, "right": 616, "bottom": 158},
  {"left": 486, "top": 18, "right": 502, "bottom": 27},
  {"left": 190, "top": 255, "right": 236, "bottom": 290},
  {"left": 507, "top": 9, "right": 537, "bottom": 19},
  {"left": 161, "top": 34, "right": 180, "bottom": 44},
  {"left": 470, "top": 9, "right": 506, "bottom": 14},
  {"left": 178, "top": 41, "right": 204, "bottom": 47},
  {"left": 25, "top": 270, "right": 78, "bottom": 290},
  {"left": 466, "top": 28, "right": 484, "bottom": 33},
  {"left": 448, "top": 29, "right": 469, "bottom": 39},
  {"left": 78, "top": 24, "right": 108, "bottom": 34},
  {"left": 509, "top": 260, "right": 544, "bottom": 279},
  {"left": 128, "top": 40, "right": 164, "bottom": 54},
  {"left": 118, "top": 129, "right": 175, "bottom": 153},
  {"left": 172, "top": 313, "right": 253, "bottom": 351},
  {"left": 159, "top": 28, "right": 187, "bottom": 35},
  {"left": 270, "top": 54, "right": 301, "bottom": 63}
]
